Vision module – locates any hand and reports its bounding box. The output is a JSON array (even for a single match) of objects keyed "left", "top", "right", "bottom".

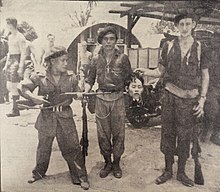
[
  {"left": 3, "top": 66, "right": 7, "bottom": 73},
  {"left": 193, "top": 97, "right": 206, "bottom": 118},
  {"left": 134, "top": 68, "right": 146, "bottom": 73},
  {"left": 31, "top": 95, "right": 50, "bottom": 105},
  {"left": 17, "top": 67, "right": 24, "bottom": 78},
  {"left": 76, "top": 92, "right": 84, "bottom": 100}
]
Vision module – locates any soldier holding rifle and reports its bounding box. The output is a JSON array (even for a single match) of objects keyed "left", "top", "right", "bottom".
[
  {"left": 135, "top": 13, "right": 210, "bottom": 187},
  {"left": 19, "top": 46, "right": 89, "bottom": 190},
  {"left": 83, "top": 25, "right": 132, "bottom": 179}
]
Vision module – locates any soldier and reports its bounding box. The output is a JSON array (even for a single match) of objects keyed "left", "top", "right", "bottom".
[
  {"left": 84, "top": 26, "right": 132, "bottom": 178},
  {"left": 19, "top": 46, "right": 89, "bottom": 190},
  {"left": 202, "top": 32, "right": 220, "bottom": 146},
  {"left": 135, "top": 13, "right": 210, "bottom": 187},
  {"left": 3, "top": 17, "right": 26, "bottom": 117}
]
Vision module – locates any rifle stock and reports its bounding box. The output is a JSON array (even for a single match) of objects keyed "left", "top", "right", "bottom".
[{"left": 192, "top": 133, "right": 204, "bottom": 185}]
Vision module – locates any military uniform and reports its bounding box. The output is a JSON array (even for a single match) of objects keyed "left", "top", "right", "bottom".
[
  {"left": 160, "top": 37, "right": 209, "bottom": 158},
  {"left": 86, "top": 47, "right": 132, "bottom": 164},
  {"left": 20, "top": 71, "right": 88, "bottom": 185}
]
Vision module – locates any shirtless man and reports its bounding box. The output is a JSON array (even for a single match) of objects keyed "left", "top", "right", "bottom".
[
  {"left": 77, "top": 41, "right": 92, "bottom": 91},
  {"left": 39, "top": 33, "right": 55, "bottom": 66},
  {"left": 3, "top": 17, "right": 26, "bottom": 117}
]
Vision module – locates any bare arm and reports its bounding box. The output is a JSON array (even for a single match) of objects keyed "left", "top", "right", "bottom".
[
  {"left": 18, "top": 37, "right": 27, "bottom": 76},
  {"left": 193, "top": 68, "right": 209, "bottom": 118},
  {"left": 135, "top": 64, "right": 166, "bottom": 78},
  {"left": 29, "top": 44, "right": 39, "bottom": 67}
]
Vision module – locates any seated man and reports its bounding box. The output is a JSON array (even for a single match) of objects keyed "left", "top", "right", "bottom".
[{"left": 19, "top": 46, "right": 89, "bottom": 190}]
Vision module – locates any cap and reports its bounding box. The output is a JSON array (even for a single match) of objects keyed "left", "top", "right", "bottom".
[
  {"left": 44, "top": 46, "right": 68, "bottom": 62},
  {"left": 97, "top": 25, "right": 118, "bottom": 44}
]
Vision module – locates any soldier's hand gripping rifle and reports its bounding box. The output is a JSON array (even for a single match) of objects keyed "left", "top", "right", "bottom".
[{"left": 191, "top": 126, "right": 204, "bottom": 185}]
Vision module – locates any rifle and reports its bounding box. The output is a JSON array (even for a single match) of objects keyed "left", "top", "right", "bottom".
[
  {"left": 80, "top": 98, "right": 88, "bottom": 162},
  {"left": 191, "top": 126, "right": 204, "bottom": 185}
]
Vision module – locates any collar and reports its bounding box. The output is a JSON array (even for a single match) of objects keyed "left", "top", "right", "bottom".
[
  {"left": 98, "top": 47, "right": 121, "bottom": 57},
  {"left": 45, "top": 71, "right": 69, "bottom": 86}
]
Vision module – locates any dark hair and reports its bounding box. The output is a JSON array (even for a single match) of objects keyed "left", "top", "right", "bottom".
[
  {"left": 47, "top": 33, "right": 55, "bottom": 38},
  {"left": 97, "top": 25, "right": 118, "bottom": 44},
  {"left": 125, "top": 72, "right": 144, "bottom": 87},
  {"left": 174, "top": 13, "right": 197, "bottom": 26},
  {"left": 6, "top": 17, "right": 17, "bottom": 28}
]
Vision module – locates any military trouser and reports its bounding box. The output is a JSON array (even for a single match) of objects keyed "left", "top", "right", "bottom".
[
  {"left": 95, "top": 96, "right": 125, "bottom": 158},
  {"left": 33, "top": 120, "right": 87, "bottom": 179},
  {"left": 161, "top": 90, "right": 198, "bottom": 159}
]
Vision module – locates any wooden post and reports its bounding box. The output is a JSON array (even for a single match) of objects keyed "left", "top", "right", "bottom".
[{"left": 126, "top": 14, "right": 132, "bottom": 48}]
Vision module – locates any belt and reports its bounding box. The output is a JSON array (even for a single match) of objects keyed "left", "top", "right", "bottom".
[{"left": 42, "top": 105, "right": 70, "bottom": 112}]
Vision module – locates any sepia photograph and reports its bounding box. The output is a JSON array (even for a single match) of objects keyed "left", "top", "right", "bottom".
[{"left": 0, "top": 0, "right": 220, "bottom": 191}]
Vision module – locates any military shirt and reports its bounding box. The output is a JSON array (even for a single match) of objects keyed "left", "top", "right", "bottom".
[
  {"left": 85, "top": 47, "right": 132, "bottom": 92},
  {"left": 20, "top": 71, "right": 79, "bottom": 136},
  {"left": 160, "top": 37, "right": 210, "bottom": 90}
]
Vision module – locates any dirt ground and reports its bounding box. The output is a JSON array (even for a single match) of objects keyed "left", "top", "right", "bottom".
[{"left": 1, "top": 100, "right": 220, "bottom": 192}]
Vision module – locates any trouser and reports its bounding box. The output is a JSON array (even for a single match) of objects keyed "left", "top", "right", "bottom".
[
  {"left": 161, "top": 90, "right": 198, "bottom": 159},
  {"left": 33, "top": 120, "right": 87, "bottom": 179},
  {"left": 204, "top": 88, "right": 220, "bottom": 136},
  {"left": 95, "top": 96, "right": 125, "bottom": 158}
]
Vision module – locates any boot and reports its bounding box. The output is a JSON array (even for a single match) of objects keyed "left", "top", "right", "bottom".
[
  {"left": 28, "top": 170, "right": 46, "bottom": 184},
  {"left": 112, "top": 157, "right": 122, "bottom": 179},
  {"left": 99, "top": 155, "right": 112, "bottom": 178},
  {"left": 79, "top": 176, "right": 90, "bottom": 190},
  {"left": 6, "top": 95, "right": 20, "bottom": 117},
  {"left": 177, "top": 157, "right": 194, "bottom": 187},
  {"left": 155, "top": 154, "right": 173, "bottom": 185}
]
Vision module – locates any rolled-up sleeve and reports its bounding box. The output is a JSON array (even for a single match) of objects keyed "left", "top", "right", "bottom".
[
  {"left": 85, "top": 57, "right": 97, "bottom": 87},
  {"left": 201, "top": 45, "right": 211, "bottom": 70},
  {"left": 122, "top": 54, "right": 132, "bottom": 81},
  {"left": 20, "top": 73, "right": 40, "bottom": 92}
]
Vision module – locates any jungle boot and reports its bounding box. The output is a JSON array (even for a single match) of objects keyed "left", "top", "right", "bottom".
[
  {"left": 112, "top": 157, "right": 122, "bottom": 179},
  {"left": 6, "top": 95, "right": 20, "bottom": 117},
  {"left": 99, "top": 156, "right": 112, "bottom": 178},
  {"left": 155, "top": 155, "right": 173, "bottom": 185},
  {"left": 177, "top": 157, "right": 194, "bottom": 187}
]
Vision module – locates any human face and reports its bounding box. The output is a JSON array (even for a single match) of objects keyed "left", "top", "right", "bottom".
[
  {"left": 101, "top": 32, "right": 117, "bottom": 51},
  {"left": 47, "top": 35, "right": 55, "bottom": 44},
  {"left": 128, "top": 78, "right": 144, "bottom": 100},
  {"left": 176, "top": 18, "right": 196, "bottom": 38},
  {"left": 51, "top": 55, "right": 68, "bottom": 73}
]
